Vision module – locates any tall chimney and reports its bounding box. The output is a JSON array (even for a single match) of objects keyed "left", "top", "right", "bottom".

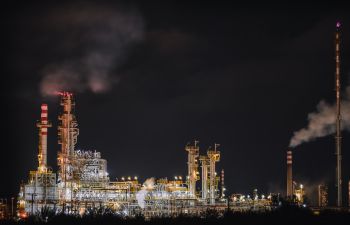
[
  {"left": 37, "top": 104, "right": 51, "bottom": 172},
  {"left": 286, "top": 150, "right": 293, "bottom": 197},
  {"left": 335, "top": 21, "right": 342, "bottom": 207}
]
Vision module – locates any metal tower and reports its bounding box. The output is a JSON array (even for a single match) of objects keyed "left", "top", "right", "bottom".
[
  {"left": 185, "top": 140, "right": 200, "bottom": 197},
  {"left": 335, "top": 21, "right": 342, "bottom": 207},
  {"left": 57, "top": 92, "right": 79, "bottom": 211},
  {"left": 207, "top": 143, "right": 220, "bottom": 205}
]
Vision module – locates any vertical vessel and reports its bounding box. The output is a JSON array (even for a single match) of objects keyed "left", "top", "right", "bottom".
[{"left": 185, "top": 141, "right": 200, "bottom": 197}]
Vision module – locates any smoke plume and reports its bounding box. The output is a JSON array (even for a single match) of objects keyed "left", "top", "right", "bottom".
[
  {"left": 136, "top": 177, "right": 155, "bottom": 209},
  {"left": 289, "top": 86, "right": 350, "bottom": 147},
  {"left": 39, "top": 4, "right": 144, "bottom": 96}
]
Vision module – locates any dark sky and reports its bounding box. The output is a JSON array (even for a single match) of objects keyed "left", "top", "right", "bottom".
[{"left": 2, "top": 1, "right": 350, "bottom": 205}]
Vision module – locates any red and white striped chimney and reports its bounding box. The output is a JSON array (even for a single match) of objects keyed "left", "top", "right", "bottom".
[{"left": 37, "top": 104, "right": 51, "bottom": 172}]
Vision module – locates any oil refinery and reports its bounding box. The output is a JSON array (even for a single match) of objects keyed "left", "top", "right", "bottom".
[
  {"left": 15, "top": 91, "right": 278, "bottom": 218},
  {"left": 8, "top": 21, "right": 348, "bottom": 220},
  {"left": 17, "top": 91, "right": 226, "bottom": 217}
]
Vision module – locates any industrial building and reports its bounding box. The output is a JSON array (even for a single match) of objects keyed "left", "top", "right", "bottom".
[{"left": 17, "top": 92, "right": 231, "bottom": 217}]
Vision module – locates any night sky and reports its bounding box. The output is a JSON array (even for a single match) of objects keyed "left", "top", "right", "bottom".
[{"left": 2, "top": 1, "right": 350, "bottom": 205}]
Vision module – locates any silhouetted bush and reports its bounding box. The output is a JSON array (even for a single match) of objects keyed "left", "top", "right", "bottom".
[{"left": 1, "top": 206, "right": 349, "bottom": 225}]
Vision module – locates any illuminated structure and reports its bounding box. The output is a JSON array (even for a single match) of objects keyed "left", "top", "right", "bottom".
[
  {"left": 207, "top": 144, "right": 220, "bottom": 205},
  {"left": 199, "top": 155, "right": 209, "bottom": 201},
  {"left": 318, "top": 184, "right": 328, "bottom": 207},
  {"left": 334, "top": 21, "right": 342, "bottom": 207},
  {"left": 37, "top": 104, "right": 52, "bottom": 173},
  {"left": 18, "top": 93, "right": 228, "bottom": 217},
  {"left": 185, "top": 141, "right": 200, "bottom": 197},
  {"left": 293, "top": 183, "right": 305, "bottom": 204},
  {"left": 221, "top": 169, "right": 225, "bottom": 198},
  {"left": 230, "top": 192, "right": 273, "bottom": 212},
  {"left": 57, "top": 92, "right": 79, "bottom": 212},
  {"left": 18, "top": 104, "right": 58, "bottom": 217}
]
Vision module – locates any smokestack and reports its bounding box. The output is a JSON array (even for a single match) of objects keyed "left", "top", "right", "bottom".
[
  {"left": 286, "top": 150, "right": 293, "bottom": 197},
  {"left": 37, "top": 104, "right": 52, "bottom": 172},
  {"left": 335, "top": 21, "right": 342, "bottom": 207}
]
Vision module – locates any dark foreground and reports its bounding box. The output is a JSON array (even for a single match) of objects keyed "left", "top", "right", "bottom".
[{"left": 1, "top": 207, "right": 350, "bottom": 225}]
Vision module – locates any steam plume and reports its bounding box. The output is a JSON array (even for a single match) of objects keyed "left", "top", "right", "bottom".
[
  {"left": 136, "top": 177, "right": 155, "bottom": 209},
  {"left": 289, "top": 86, "right": 350, "bottom": 147},
  {"left": 39, "top": 4, "right": 144, "bottom": 96}
]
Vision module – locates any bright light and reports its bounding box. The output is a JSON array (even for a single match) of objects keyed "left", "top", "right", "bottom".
[
  {"left": 179, "top": 176, "right": 182, "bottom": 180},
  {"left": 336, "top": 21, "right": 341, "bottom": 28},
  {"left": 300, "top": 184, "right": 303, "bottom": 189},
  {"left": 128, "top": 176, "right": 131, "bottom": 180},
  {"left": 175, "top": 176, "right": 178, "bottom": 180},
  {"left": 134, "top": 176, "right": 138, "bottom": 180},
  {"left": 121, "top": 177, "right": 125, "bottom": 181}
]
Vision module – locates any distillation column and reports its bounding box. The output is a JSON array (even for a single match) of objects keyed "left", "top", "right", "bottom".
[
  {"left": 286, "top": 150, "right": 293, "bottom": 197},
  {"left": 57, "top": 92, "right": 79, "bottom": 211},
  {"left": 185, "top": 141, "right": 199, "bottom": 197},
  {"left": 335, "top": 21, "right": 342, "bottom": 207},
  {"left": 37, "top": 104, "right": 52, "bottom": 172},
  {"left": 207, "top": 144, "right": 220, "bottom": 205},
  {"left": 199, "top": 156, "right": 209, "bottom": 200}
]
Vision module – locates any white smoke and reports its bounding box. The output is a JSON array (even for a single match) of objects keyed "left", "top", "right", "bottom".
[
  {"left": 289, "top": 86, "right": 350, "bottom": 147},
  {"left": 39, "top": 4, "right": 144, "bottom": 96},
  {"left": 135, "top": 189, "right": 147, "bottom": 209},
  {"left": 136, "top": 177, "right": 155, "bottom": 209}
]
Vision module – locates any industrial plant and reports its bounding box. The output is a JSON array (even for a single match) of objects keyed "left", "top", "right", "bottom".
[
  {"left": 16, "top": 91, "right": 278, "bottom": 218},
  {"left": 7, "top": 22, "right": 347, "bottom": 220}
]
